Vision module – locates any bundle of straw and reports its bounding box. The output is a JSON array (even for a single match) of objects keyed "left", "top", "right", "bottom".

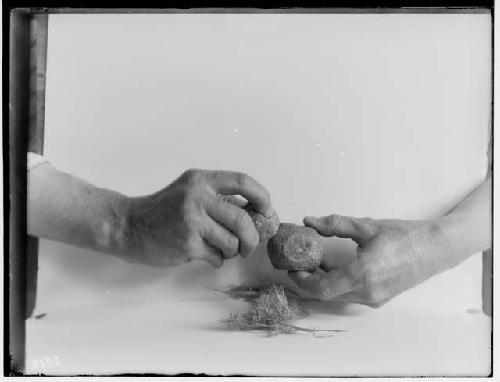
[
  {"left": 222, "top": 284, "right": 308, "bottom": 335},
  {"left": 221, "top": 283, "right": 348, "bottom": 337}
]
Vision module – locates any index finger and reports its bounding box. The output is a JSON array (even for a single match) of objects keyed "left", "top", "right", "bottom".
[{"left": 205, "top": 170, "right": 272, "bottom": 217}]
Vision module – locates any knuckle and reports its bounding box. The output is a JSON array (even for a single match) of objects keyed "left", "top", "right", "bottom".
[
  {"left": 325, "top": 215, "right": 336, "bottom": 226},
  {"left": 181, "top": 168, "right": 203, "bottom": 185},
  {"left": 326, "top": 214, "right": 342, "bottom": 228},
  {"left": 344, "top": 263, "right": 359, "bottom": 283},
  {"left": 181, "top": 214, "right": 201, "bottom": 240},
  {"left": 359, "top": 217, "right": 373, "bottom": 225},
  {"left": 246, "top": 235, "right": 259, "bottom": 254},
  {"left": 209, "top": 171, "right": 223, "bottom": 184},
  {"left": 180, "top": 196, "right": 196, "bottom": 220},
  {"left": 233, "top": 209, "right": 251, "bottom": 229},
  {"left": 249, "top": 228, "right": 260, "bottom": 248},
  {"left": 359, "top": 217, "right": 377, "bottom": 235},
  {"left": 225, "top": 235, "right": 239, "bottom": 254},
  {"left": 367, "top": 299, "right": 387, "bottom": 309},
  {"left": 238, "top": 226, "right": 259, "bottom": 256},
  {"left": 235, "top": 172, "right": 250, "bottom": 188},
  {"left": 179, "top": 236, "right": 195, "bottom": 254},
  {"left": 180, "top": 191, "right": 205, "bottom": 219},
  {"left": 181, "top": 168, "right": 196, "bottom": 180},
  {"left": 361, "top": 269, "right": 376, "bottom": 290},
  {"left": 353, "top": 219, "right": 366, "bottom": 231},
  {"left": 363, "top": 283, "right": 385, "bottom": 306}
]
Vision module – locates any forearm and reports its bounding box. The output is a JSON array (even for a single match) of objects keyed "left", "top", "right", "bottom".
[
  {"left": 436, "top": 177, "right": 492, "bottom": 264},
  {"left": 28, "top": 163, "right": 132, "bottom": 255}
]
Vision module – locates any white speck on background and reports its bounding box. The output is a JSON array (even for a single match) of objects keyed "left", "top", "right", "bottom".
[
  {"left": 339, "top": 151, "right": 345, "bottom": 156},
  {"left": 233, "top": 128, "right": 238, "bottom": 133}
]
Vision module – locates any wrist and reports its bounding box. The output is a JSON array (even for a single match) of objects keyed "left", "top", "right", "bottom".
[
  {"left": 434, "top": 213, "right": 473, "bottom": 265},
  {"left": 95, "top": 190, "right": 134, "bottom": 256},
  {"left": 403, "top": 218, "right": 456, "bottom": 276}
]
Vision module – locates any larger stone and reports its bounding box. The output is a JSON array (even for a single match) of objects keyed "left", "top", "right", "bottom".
[{"left": 267, "top": 223, "right": 323, "bottom": 271}]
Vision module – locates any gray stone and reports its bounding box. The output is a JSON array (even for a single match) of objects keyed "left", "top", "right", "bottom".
[{"left": 267, "top": 223, "right": 323, "bottom": 271}]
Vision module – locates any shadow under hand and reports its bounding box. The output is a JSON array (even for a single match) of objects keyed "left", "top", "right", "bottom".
[
  {"left": 303, "top": 299, "right": 366, "bottom": 316},
  {"left": 299, "top": 238, "right": 365, "bottom": 316}
]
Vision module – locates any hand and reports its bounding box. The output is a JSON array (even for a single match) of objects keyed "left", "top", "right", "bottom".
[
  {"left": 288, "top": 214, "right": 457, "bottom": 307},
  {"left": 121, "top": 169, "right": 273, "bottom": 268}
]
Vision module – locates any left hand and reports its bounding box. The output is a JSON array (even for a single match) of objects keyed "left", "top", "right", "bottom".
[{"left": 288, "top": 214, "right": 458, "bottom": 307}]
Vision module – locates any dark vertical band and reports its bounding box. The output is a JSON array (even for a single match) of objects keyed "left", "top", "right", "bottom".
[
  {"left": 8, "top": 10, "right": 31, "bottom": 374},
  {"left": 26, "top": 14, "right": 49, "bottom": 321}
]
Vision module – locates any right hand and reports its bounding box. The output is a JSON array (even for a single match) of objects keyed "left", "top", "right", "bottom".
[{"left": 121, "top": 169, "right": 273, "bottom": 268}]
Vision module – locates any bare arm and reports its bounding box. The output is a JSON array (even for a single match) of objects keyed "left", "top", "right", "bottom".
[
  {"left": 28, "top": 162, "right": 274, "bottom": 268},
  {"left": 28, "top": 163, "right": 130, "bottom": 255},
  {"left": 439, "top": 177, "right": 492, "bottom": 262},
  {"left": 289, "top": 177, "right": 492, "bottom": 306}
]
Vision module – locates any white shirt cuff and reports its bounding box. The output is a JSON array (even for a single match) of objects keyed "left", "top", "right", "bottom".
[{"left": 27, "top": 152, "right": 49, "bottom": 171}]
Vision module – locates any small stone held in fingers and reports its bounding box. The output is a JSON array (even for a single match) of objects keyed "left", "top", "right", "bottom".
[{"left": 244, "top": 204, "right": 280, "bottom": 242}]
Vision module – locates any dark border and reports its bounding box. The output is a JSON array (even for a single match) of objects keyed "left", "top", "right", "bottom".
[
  {"left": 5, "top": 9, "right": 30, "bottom": 377},
  {"left": 3, "top": 2, "right": 494, "bottom": 377}
]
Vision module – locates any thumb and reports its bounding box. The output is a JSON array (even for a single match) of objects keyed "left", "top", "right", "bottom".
[{"left": 303, "top": 214, "right": 375, "bottom": 243}]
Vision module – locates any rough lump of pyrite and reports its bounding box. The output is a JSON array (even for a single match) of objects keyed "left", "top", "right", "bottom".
[
  {"left": 244, "top": 204, "right": 280, "bottom": 242},
  {"left": 267, "top": 223, "right": 323, "bottom": 271}
]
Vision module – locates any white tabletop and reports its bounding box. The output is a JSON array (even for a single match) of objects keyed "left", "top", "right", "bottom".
[{"left": 26, "top": 242, "right": 490, "bottom": 376}]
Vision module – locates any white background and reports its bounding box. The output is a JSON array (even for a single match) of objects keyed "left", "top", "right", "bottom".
[{"left": 26, "top": 13, "right": 491, "bottom": 376}]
